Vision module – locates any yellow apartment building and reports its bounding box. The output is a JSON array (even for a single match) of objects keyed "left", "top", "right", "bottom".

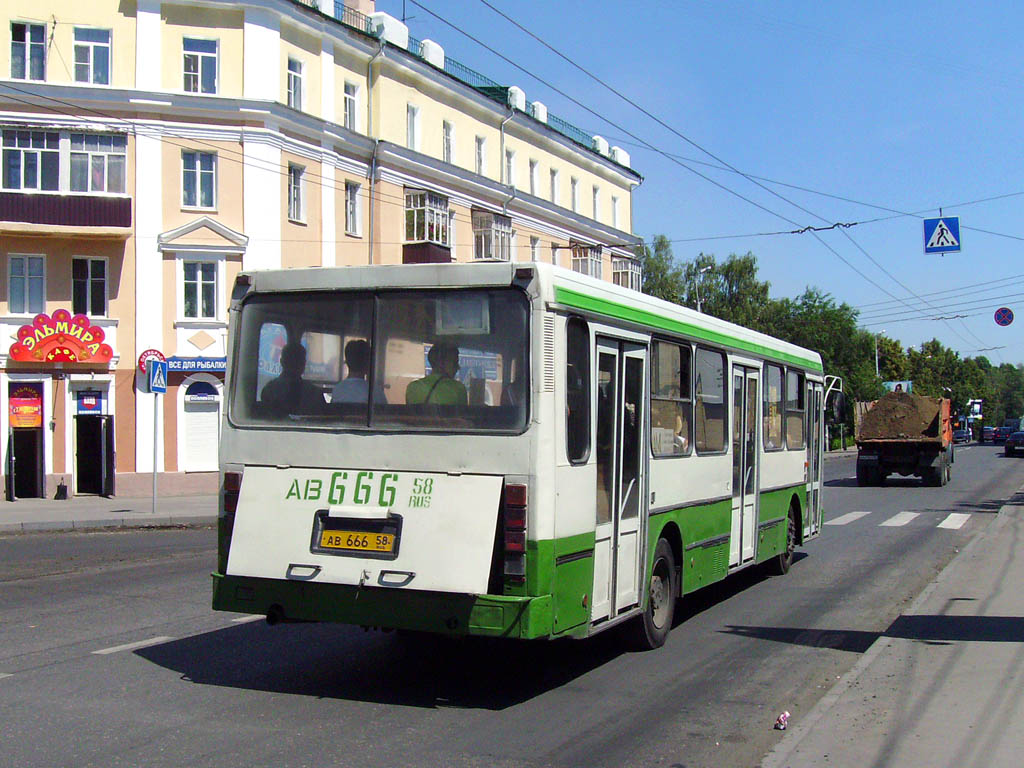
[{"left": 0, "top": 0, "right": 643, "bottom": 497}]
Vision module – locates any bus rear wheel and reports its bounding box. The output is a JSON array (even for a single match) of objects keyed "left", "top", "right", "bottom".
[
  {"left": 632, "top": 538, "right": 676, "bottom": 650},
  {"left": 768, "top": 509, "right": 796, "bottom": 576}
]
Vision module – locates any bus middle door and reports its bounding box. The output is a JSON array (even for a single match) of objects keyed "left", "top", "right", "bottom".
[
  {"left": 730, "top": 365, "right": 760, "bottom": 566},
  {"left": 592, "top": 338, "right": 647, "bottom": 623}
]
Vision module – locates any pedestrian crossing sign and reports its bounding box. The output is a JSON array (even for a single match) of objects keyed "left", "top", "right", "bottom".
[
  {"left": 148, "top": 359, "right": 168, "bottom": 394},
  {"left": 924, "top": 217, "right": 961, "bottom": 254}
]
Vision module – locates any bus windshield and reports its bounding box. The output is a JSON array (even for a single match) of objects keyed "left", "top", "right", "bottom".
[{"left": 230, "top": 287, "right": 529, "bottom": 432}]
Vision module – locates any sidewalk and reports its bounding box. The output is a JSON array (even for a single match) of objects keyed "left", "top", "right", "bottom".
[
  {"left": 764, "top": 491, "right": 1024, "bottom": 768},
  {"left": 0, "top": 493, "right": 217, "bottom": 533}
]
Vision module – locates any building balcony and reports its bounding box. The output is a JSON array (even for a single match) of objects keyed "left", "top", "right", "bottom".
[{"left": 0, "top": 192, "right": 132, "bottom": 233}]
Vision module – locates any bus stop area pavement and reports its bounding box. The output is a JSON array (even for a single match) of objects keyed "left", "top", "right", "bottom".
[
  {"left": 763, "top": 488, "right": 1024, "bottom": 768},
  {"left": 0, "top": 493, "right": 217, "bottom": 533}
]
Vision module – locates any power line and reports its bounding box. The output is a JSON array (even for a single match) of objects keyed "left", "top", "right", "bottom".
[{"left": 457, "top": 0, "right": 986, "bottom": 349}]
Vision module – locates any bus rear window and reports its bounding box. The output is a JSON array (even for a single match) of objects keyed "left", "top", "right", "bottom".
[{"left": 230, "top": 288, "right": 529, "bottom": 433}]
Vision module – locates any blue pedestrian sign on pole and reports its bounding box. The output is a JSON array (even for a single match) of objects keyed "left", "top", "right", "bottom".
[
  {"left": 148, "top": 359, "right": 168, "bottom": 394},
  {"left": 924, "top": 217, "right": 961, "bottom": 254}
]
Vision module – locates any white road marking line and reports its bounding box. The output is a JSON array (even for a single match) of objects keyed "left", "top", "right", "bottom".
[
  {"left": 231, "top": 615, "right": 263, "bottom": 624},
  {"left": 938, "top": 513, "right": 971, "bottom": 530},
  {"left": 0, "top": 673, "right": 12, "bottom": 679},
  {"left": 92, "top": 636, "right": 173, "bottom": 655},
  {"left": 881, "top": 511, "right": 919, "bottom": 527},
  {"left": 826, "top": 510, "right": 872, "bottom": 526}
]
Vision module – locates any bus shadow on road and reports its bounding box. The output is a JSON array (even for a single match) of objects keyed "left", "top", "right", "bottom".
[
  {"left": 720, "top": 611, "right": 1024, "bottom": 652},
  {"left": 134, "top": 618, "right": 633, "bottom": 710}
]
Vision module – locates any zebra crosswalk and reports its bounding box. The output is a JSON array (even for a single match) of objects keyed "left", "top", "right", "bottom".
[{"left": 826, "top": 510, "right": 971, "bottom": 530}]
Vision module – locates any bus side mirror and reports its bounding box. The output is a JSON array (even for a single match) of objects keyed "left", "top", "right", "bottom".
[{"left": 829, "top": 392, "right": 847, "bottom": 422}]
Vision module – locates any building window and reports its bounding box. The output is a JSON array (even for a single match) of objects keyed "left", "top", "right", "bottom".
[
  {"left": 571, "top": 243, "right": 601, "bottom": 278},
  {"left": 11, "top": 22, "right": 45, "bottom": 81},
  {"left": 442, "top": 121, "right": 453, "bottom": 164},
  {"left": 404, "top": 189, "right": 450, "bottom": 246},
  {"left": 566, "top": 316, "right": 590, "bottom": 464},
  {"left": 287, "top": 58, "right": 303, "bottom": 110},
  {"left": 288, "top": 164, "right": 304, "bottom": 222},
  {"left": 472, "top": 210, "right": 513, "bottom": 261},
  {"left": 9, "top": 255, "right": 44, "bottom": 315},
  {"left": 592, "top": 185, "right": 600, "bottom": 220},
  {"left": 549, "top": 169, "right": 558, "bottom": 204},
  {"left": 611, "top": 196, "right": 620, "bottom": 229},
  {"left": 182, "top": 151, "right": 216, "bottom": 208},
  {"left": 2, "top": 129, "right": 59, "bottom": 191},
  {"left": 345, "top": 181, "right": 360, "bottom": 235},
  {"left": 528, "top": 159, "right": 538, "bottom": 196},
  {"left": 570, "top": 177, "right": 580, "bottom": 212},
  {"left": 72, "top": 257, "right": 106, "bottom": 316},
  {"left": 695, "top": 347, "right": 727, "bottom": 453},
  {"left": 612, "top": 257, "right": 641, "bottom": 291},
  {"left": 475, "top": 136, "right": 486, "bottom": 176},
  {"left": 183, "top": 38, "right": 217, "bottom": 94},
  {"left": 786, "top": 370, "right": 806, "bottom": 449},
  {"left": 505, "top": 149, "right": 515, "bottom": 186},
  {"left": 70, "top": 133, "right": 126, "bottom": 193},
  {"left": 343, "top": 82, "right": 358, "bottom": 130},
  {"left": 764, "top": 363, "right": 784, "bottom": 451},
  {"left": 74, "top": 28, "right": 111, "bottom": 85},
  {"left": 406, "top": 104, "right": 419, "bottom": 151},
  {"left": 183, "top": 261, "right": 216, "bottom": 319},
  {"left": 530, "top": 236, "right": 540, "bottom": 261},
  {"left": 651, "top": 340, "right": 692, "bottom": 456}
]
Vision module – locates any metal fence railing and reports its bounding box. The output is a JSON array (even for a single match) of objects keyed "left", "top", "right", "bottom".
[
  {"left": 546, "top": 112, "right": 594, "bottom": 149},
  {"left": 443, "top": 57, "right": 503, "bottom": 91},
  {"left": 334, "top": 2, "right": 375, "bottom": 35}
]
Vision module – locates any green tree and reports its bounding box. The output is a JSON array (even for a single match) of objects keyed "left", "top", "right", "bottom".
[
  {"left": 635, "top": 235, "right": 685, "bottom": 304},
  {"left": 682, "top": 252, "right": 773, "bottom": 330}
]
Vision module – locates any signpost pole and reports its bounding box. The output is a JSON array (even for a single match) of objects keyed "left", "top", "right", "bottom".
[
  {"left": 152, "top": 391, "right": 158, "bottom": 517},
  {"left": 145, "top": 356, "right": 167, "bottom": 518}
]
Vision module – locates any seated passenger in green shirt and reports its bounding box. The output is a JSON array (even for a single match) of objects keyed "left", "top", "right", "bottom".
[{"left": 406, "top": 341, "right": 468, "bottom": 406}]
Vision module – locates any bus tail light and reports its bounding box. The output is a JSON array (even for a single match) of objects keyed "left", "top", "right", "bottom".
[
  {"left": 222, "top": 471, "right": 242, "bottom": 517},
  {"left": 503, "top": 483, "right": 528, "bottom": 582},
  {"left": 218, "top": 470, "right": 242, "bottom": 574}
]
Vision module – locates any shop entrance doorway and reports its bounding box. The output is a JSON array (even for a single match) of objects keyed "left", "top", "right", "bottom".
[
  {"left": 9, "top": 428, "right": 44, "bottom": 499},
  {"left": 7, "top": 382, "right": 45, "bottom": 500},
  {"left": 75, "top": 414, "right": 115, "bottom": 496}
]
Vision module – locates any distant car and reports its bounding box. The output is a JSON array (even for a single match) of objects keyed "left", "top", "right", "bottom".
[
  {"left": 1005, "top": 432, "right": 1024, "bottom": 456},
  {"left": 994, "top": 426, "right": 1014, "bottom": 444},
  {"left": 952, "top": 429, "right": 971, "bottom": 444},
  {"left": 982, "top": 426, "right": 995, "bottom": 443}
]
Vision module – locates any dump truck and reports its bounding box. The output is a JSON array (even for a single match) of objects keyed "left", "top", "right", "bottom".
[{"left": 855, "top": 391, "right": 953, "bottom": 486}]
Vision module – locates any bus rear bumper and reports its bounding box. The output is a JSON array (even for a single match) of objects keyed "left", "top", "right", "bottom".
[{"left": 212, "top": 573, "right": 555, "bottom": 639}]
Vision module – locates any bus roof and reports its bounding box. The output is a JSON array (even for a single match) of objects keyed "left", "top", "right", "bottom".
[{"left": 235, "top": 261, "right": 823, "bottom": 373}]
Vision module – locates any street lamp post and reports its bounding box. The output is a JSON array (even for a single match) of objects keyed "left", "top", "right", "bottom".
[
  {"left": 695, "top": 265, "right": 712, "bottom": 313},
  {"left": 875, "top": 330, "right": 886, "bottom": 377}
]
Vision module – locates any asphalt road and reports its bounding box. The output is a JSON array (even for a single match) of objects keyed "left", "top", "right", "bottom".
[{"left": 1, "top": 443, "right": 1022, "bottom": 768}]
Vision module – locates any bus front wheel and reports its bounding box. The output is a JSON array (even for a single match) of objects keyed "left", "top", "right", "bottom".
[{"left": 632, "top": 538, "right": 676, "bottom": 650}]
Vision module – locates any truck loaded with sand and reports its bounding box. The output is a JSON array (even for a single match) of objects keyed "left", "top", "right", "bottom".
[{"left": 855, "top": 391, "right": 953, "bottom": 486}]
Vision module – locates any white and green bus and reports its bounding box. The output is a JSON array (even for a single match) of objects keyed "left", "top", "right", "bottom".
[{"left": 213, "top": 261, "right": 825, "bottom": 648}]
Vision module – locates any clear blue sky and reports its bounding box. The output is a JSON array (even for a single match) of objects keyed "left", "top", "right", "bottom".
[{"left": 380, "top": 0, "right": 1024, "bottom": 365}]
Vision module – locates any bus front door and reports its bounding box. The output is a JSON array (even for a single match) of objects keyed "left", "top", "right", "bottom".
[
  {"left": 806, "top": 382, "right": 824, "bottom": 538},
  {"left": 730, "top": 367, "right": 760, "bottom": 566},
  {"left": 592, "top": 338, "right": 647, "bottom": 623}
]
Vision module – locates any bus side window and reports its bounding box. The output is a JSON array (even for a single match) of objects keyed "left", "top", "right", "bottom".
[{"left": 566, "top": 316, "right": 590, "bottom": 464}]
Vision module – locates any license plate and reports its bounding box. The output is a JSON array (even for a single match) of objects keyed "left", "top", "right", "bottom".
[{"left": 319, "top": 530, "right": 395, "bottom": 553}]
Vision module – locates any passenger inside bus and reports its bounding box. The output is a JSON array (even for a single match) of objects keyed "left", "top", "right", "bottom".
[
  {"left": 331, "top": 339, "right": 385, "bottom": 404},
  {"left": 260, "top": 341, "right": 324, "bottom": 412},
  {"left": 406, "top": 341, "right": 468, "bottom": 406}
]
